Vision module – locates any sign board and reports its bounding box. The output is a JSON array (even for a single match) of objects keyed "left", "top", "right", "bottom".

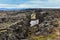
[{"left": 31, "top": 13, "right": 36, "bottom": 19}]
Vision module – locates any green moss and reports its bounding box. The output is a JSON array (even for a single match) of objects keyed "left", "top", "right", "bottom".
[
  {"left": 31, "top": 33, "right": 56, "bottom": 40},
  {"left": 46, "top": 34, "right": 56, "bottom": 40}
]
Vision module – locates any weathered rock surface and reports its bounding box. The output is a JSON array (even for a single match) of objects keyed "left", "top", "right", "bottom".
[{"left": 0, "top": 9, "right": 60, "bottom": 40}]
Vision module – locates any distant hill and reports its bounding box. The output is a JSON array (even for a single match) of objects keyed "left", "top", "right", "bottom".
[{"left": 0, "top": 8, "right": 27, "bottom": 11}]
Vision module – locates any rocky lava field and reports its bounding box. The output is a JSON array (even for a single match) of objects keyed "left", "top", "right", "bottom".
[{"left": 0, "top": 9, "right": 60, "bottom": 40}]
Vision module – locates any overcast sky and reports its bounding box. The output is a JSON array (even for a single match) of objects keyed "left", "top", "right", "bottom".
[{"left": 0, "top": 0, "right": 60, "bottom": 8}]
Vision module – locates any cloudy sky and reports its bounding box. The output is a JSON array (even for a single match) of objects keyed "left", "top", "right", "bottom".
[{"left": 0, "top": 0, "right": 60, "bottom": 8}]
